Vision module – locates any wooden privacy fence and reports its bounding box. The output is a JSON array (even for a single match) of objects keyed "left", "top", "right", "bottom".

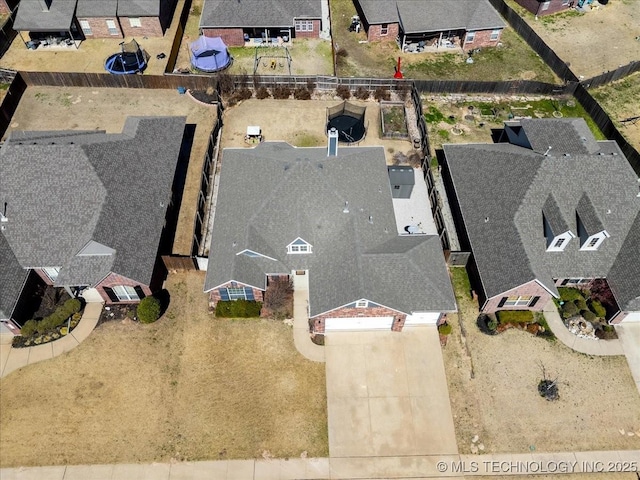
[
  {"left": 0, "top": 72, "right": 26, "bottom": 138},
  {"left": 580, "top": 61, "right": 640, "bottom": 90},
  {"left": 162, "top": 255, "right": 198, "bottom": 272}
]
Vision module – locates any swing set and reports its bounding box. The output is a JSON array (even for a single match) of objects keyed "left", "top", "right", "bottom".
[{"left": 253, "top": 46, "right": 292, "bottom": 75}]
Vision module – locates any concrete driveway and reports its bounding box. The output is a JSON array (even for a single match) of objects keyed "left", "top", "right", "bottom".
[
  {"left": 325, "top": 327, "right": 458, "bottom": 458},
  {"left": 616, "top": 322, "right": 640, "bottom": 396}
]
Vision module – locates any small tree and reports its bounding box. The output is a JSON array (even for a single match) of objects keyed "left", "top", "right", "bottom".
[
  {"left": 537, "top": 363, "right": 559, "bottom": 401},
  {"left": 336, "top": 85, "right": 351, "bottom": 100},
  {"left": 354, "top": 86, "right": 370, "bottom": 100},
  {"left": 137, "top": 296, "right": 161, "bottom": 324}
]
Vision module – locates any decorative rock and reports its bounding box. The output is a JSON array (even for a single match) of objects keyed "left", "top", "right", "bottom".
[
  {"left": 470, "top": 444, "right": 479, "bottom": 454},
  {"left": 628, "top": 432, "right": 635, "bottom": 436},
  {"left": 471, "top": 435, "right": 479, "bottom": 443},
  {"left": 619, "top": 429, "right": 626, "bottom": 435},
  {"left": 478, "top": 443, "right": 485, "bottom": 451}
]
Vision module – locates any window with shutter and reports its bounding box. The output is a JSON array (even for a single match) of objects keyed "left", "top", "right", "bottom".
[
  {"left": 498, "top": 297, "right": 507, "bottom": 307},
  {"left": 103, "top": 287, "right": 119, "bottom": 302},
  {"left": 529, "top": 296, "right": 540, "bottom": 307}
]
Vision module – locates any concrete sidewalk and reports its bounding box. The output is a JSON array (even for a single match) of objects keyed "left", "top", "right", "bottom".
[
  {"left": 2, "top": 450, "right": 639, "bottom": 479},
  {"left": 0, "top": 302, "right": 103, "bottom": 378},
  {"left": 542, "top": 301, "right": 624, "bottom": 356},
  {"left": 615, "top": 322, "right": 640, "bottom": 396},
  {"left": 292, "top": 272, "right": 325, "bottom": 363}
]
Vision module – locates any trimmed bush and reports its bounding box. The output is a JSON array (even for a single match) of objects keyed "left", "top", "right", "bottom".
[
  {"left": 496, "top": 310, "right": 534, "bottom": 324},
  {"left": 336, "top": 85, "right": 351, "bottom": 100},
  {"left": 34, "top": 298, "right": 83, "bottom": 334},
  {"left": 574, "top": 297, "right": 587, "bottom": 311},
  {"left": 588, "top": 300, "right": 606, "bottom": 318},
  {"left": 272, "top": 85, "right": 291, "bottom": 99},
  {"left": 374, "top": 87, "right": 391, "bottom": 101},
  {"left": 20, "top": 319, "right": 38, "bottom": 337},
  {"left": 137, "top": 296, "right": 162, "bottom": 324},
  {"left": 487, "top": 316, "right": 498, "bottom": 332},
  {"left": 558, "top": 287, "right": 585, "bottom": 302},
  {"left": 256, "top": 86, "right": 270, "bottom": 99},
  {"left": 354, "top": 87, "right": 370, "bottom": 100},
  {"left": 293, "top": 87, "right": 311, "bottom": 100},
  {"left": 438, "top": 323, "right": 452, "bottom": 335},
  {"left": 215, "top": 300, "right": 262, "bottom": 318},
  {"left": 561, "top": 301, "right": 578, "bottom": 318},
  {"left": 581, "top": 310, "right": 596, "bottom": 322}
]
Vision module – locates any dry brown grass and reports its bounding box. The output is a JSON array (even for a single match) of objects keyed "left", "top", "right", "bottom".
[
  {"left": 443, "top": 268, "right": 640, "bottom": 455},
  {"left": 0, "top": 271, "right": 327, "bottom": 467}
]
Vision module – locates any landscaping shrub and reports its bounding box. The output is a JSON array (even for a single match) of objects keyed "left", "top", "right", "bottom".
[
  {"left": 374, "top": 87, "right": 391, "bottom": 101},
  {"left": 216, "top": 300, "right": 262, "bottom": 318},
  {"left": 137, "top": 296, "right": 162, "bottom": 324},
  {"left": 396, "top": 83, "right": 410, "bottom": 102},
  {"left": 558, "top": 287, "right": 585, "bottom": 302},
  {"left": 34, "top": 298, "right": 83, "bottom": 334},
  {"left": 438, "top": 323, "right": 452, "bottom": 335},
  {"left": 476, "top": 314, "right": 497, "bottom": 335},
  {"left": 306, "top": 79, "right": 316, "bottom": 95},
  {"left": 256, "top": 86, "right": 271, "bottom": 99},
  {"left": 561, "top": 301, "right": 578, "bottom": 318},
  {"left": 574, "top": 297, "right": 587, "bottom": 311},
  {"left": 232, "top": 88, "right": 252, "bottom": 102},
  {"left": 581, "top": 310, "right": 596, "bottom": 322},
  {"left": 588, "top": 300, "right": 606, "bottom": 318},
  {"left": 264, "top": 277, "right": 293, "bottom": 312},
  {"left": 20, "top": 319, "right": 38, "bottom": 337},
  {"left": 272, "top": 85, "right": 291, "bottom": 99},
  {"left": 354, "top": 86, "right": 370, "bottom": 100},
  {"left": 336, "top": 85, "right": 351, "bottom": 100},
  {"left": 216, "top": 73, "right": 234, "bottom": 95},
  {"left": 496, "top": 310, "right": 534, "bottom": 324},
  {"left": 293, "top": 87, "right": 311, "bottom": 100}
]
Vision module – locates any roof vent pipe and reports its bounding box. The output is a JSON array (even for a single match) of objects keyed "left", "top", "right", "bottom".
[
  {"left": 543, "top": 146, "right": 552, "bottom": 156},
  {"left": 343, "top": 201, "right": 349, "bottom": 213}
]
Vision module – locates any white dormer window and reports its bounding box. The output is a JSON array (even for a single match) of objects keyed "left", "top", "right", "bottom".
[
  {"left": 287, "top": 237, "right": 312, "bottom": 254},
  {"left": 546, "top": 231, "right": 574, "bottom": 252},
  {"left": 579, "top": 231, "right": 609, "bottom": 251},
  {"left": 554, "top": 238, "right": 565, "bottom": 248},
  {"left": 356, "top": 299, "right": 368, "bottom": 308}
]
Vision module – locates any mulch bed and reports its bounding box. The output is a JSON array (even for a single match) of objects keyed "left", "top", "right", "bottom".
[{"left": 98, "top": 304, "right": 137, "bottom": 327}]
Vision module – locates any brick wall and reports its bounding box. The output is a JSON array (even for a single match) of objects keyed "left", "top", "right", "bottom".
[
  {"left": 462, "top": 28, "right": 502, "bottom": 51},
  {"left": 77, "top": 17, "right": 123, "bottom": 38},
  {"left": 120, "top": 16, "right": 163, "bottom": 38},
  {"left": 95, "top": 272, "right": 152, "bottom": 304},
  {"left": 203, "top": 28, "right": 245, "bottom": 47},
  {"left": 294, "top": 19, "right": 320, "bottom": 39},
  {"left": 33, "top": 268, "right": 54, "bottom": 286},
  {"left": 310, "top": 305, "right": 407, "bottom": 334},
  {"left": 208, "top": 281, "right": 265, "bottom": 308},
  {"left": 0, "top": 0, "right": 12, "bottom": 15},
  {"left": 483, "top": 280, "right": 552, "bottom": 313},
  {"left": 513, "top": 0, "right": 572, "bottom": 16},
  {"left": 366, "top": 22, "right": 399, "bottom": 43}
]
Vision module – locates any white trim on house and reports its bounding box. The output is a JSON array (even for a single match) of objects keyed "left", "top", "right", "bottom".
[
  {"left": 42, "top": 267, "right": 61, "bottom": 282},
  {"left": 325, "top": 316, "right": 394, "bottom": 331},
  {"left": 206, "top": 279, "right": 264, "bottom": 293},
  {"left": 580, "top": 230, "right": 609, "bottom": 251},
  {"left": 287, "top": 237, "right": 312, "bottom": 254},
  {"left": 546, "top": 230, "right": 575, "bottom": 252},
  {"left": 312, "top": 298, "right": 407, "bottom": 320}
]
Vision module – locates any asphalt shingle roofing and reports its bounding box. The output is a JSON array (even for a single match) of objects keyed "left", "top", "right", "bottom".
[
  {"left": 357, "top": 0, "right": 505, "bottom": 33},
  {"left": 200, "top": 0, "right": 321, "bottom": 28},
  {"left": 0, "top": 234, "right": 28, "bottom": 320},
  {"left": 443, "top": 118, "right": 640, "bottom": 310},
  {"left": 0, "top": 116, "right": 186, "bottom": 290},
  {"left": 76, "top": 0, "right": 118, "bottom": 17},
  {"left": 205, "top": 142, "right": 456, "bottom": 317},
  {"left": 14, "top": 0, "right": 77, "bottom": 31}
]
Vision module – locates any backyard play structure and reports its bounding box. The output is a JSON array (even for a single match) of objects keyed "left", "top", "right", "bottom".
[
  {"left": 253, "top": 46, "right": 292, "bottom": 75},
  {"left": 189, "top": 36, "right": 232, "bottom": 73},
  {"left": 326, "top": 101, "right": 367, "bottom": 143},
  {"left": 104, "top": 39, "right": 147, "bottom": 74}
]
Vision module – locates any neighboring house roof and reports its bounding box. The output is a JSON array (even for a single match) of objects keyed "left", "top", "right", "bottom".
[
  {"left": 608, "top": 211, "right": 640, "bottom": 312},
  {"left": 117, "top": 0, "right": 160, "bottom": 17},
  {"left": 13, "top": 0, "right": 77, "bottom": 31},
  {"left": 443, "top": 118, "right": 640, "bottom": 308},
  {"left": 357, "top": 0, "right": 505, "bottom": 33},
  {"left": 0, "top": 233, "right": 28, "bottom": 320},
  {"left": 205, "top": 142, "right": 456, "bottom": 317},
  {"left": 0, "top": 116, "right": 186, "bottom": 291},
  {"left": 76, "top": 0, "right": 118, "bottom": 17},
  {"left": 200, "top": 0, "right": 321, "bottom": 28}
]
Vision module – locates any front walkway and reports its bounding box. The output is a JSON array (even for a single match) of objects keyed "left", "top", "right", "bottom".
[
  {"left": 325, "top": 328, "right": 458, "bottom": 458},
  {"left": 542, "top": 301, "right": 624, "bottom": 356},
  {"left": 292, "top": 272, "right": 325, "bottom": 362},
  {"left": 0, "top": 302, "right": 103, "bottom": 378}
]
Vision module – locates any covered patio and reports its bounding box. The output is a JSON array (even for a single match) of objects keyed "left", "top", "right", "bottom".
[{"left": 13, "top": 0, "right": 81, "bottom": 50}]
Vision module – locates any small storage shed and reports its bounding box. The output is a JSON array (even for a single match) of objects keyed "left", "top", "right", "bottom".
[{"left": 388, "top": 166, "right": 414, "bottom": 199}]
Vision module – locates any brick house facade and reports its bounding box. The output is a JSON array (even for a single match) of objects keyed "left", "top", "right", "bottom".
[
  {"left": 482, "top": 280, "right": 550, "bottom": 314},
  {"left": 77, "top": 17, "right": 123, "bottom": 38},
  {"left": 202, "top": 27, "right": 244, "bottom": 46},
  {"left": 293, "top": 19, "right": 320, "bottom": 39},
  {"left": 95, "top": 272, "right": 153, "bottom": 304},
  {"left": 310, "top": 305, "right": 408, "bottom": 334},
  {"left": 366, "top": 22, "right": 400, "bottom": 43},
  {"left": 208, "top": 280, "right": 265, "bottom": 308},
  {"left": 513, "top": 0, "right": 573, "bottom": 16},
  {"left": 461, "top": 28, "right": 503, "bottom": 51},
  {"left": 120, "top": 16, "right": 163, "bottom": 38}
]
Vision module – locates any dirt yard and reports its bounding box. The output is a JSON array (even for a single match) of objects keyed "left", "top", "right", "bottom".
[
  {"left": 5, "top": 86, "right": 216, "bottom": 255},
  {"left": 0, "top": 0, "right": 187, "bottom": 75},
  {"left": 0, "top": 271, "right": 328, "bottom": 467},
  {"left": 505, "top": 0, "right": 640, "bottom": 78},
  {"left": 443, "top": 268, "right": 640, "bottom": 455},
  {"left": 591, "top": 71, "right": 640, "bottom": 153},
  {"left": 220, "top": 97, "right": 416, "bottom": 164}
]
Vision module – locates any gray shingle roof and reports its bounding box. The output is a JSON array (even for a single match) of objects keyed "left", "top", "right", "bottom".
[
  {"left": 205, "top": 142, "right": 456, "bottom": 316},
  {"left": 357, "top": 0, "right": 505, "bottom": 33},
  {"left": 0, "top": 233, "right": 28, "bottom": 320},
  {"left": 576, "top": 192, "right": 604, "bottom": 236},
  {"left": 76, "top": 0, "right": 118, "bottom": 17},
  {"left": 117, "top": 0, "right": 160, "bottom": 17},
  {"left": 608, "top": 212, "right": 640, "bottom": 311},
  {"left": 14, "top": 0, "right": 77, "bottom": 31},
  {"left": 518, "top": 118, "right": 600, "bottom": 155},
  {"left": 443, "top": 118, "right": 640, "bottom": 306},
  {"left": 0, "top": 116, "right": 186, "bottom": 290},
  {"left": 200, "top": 0, "right": 321, "bottom": 28},
  {"left": 542, "top": 193, "right": 569, "bottom": 236}
]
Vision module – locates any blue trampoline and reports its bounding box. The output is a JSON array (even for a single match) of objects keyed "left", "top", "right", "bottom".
[
  {"left": 190, "top": 36, "right": 232, "bottom": 73},
  {"left": 105, "top": 39, "right": 147, "bottom": 75}
]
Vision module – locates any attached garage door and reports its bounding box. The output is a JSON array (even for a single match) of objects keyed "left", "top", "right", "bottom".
[
  {"left": 404, "top": 312, "right": 440, "bottom": 326},
  {"left": 623, "top": 312, "right": 640, "bottom": 323},
  {"left": 325, "top": 316, "right": 394, "bottom": 331}
]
